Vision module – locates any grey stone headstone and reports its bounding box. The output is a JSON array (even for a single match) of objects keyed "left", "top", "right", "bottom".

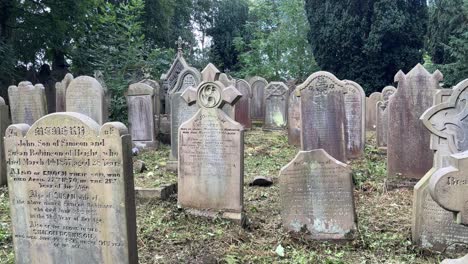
[
  {"left": 343, "top": 80, "right": 365, "bottom": 158},
  {"left": 66, "top": 76, "right": 106, "bottom": 125},
  {"left": 376, "top": 86, "right": 396, "bottom": 149},
  {"left": 288, "top": 87, "right": 301, "bottom": 147},
  {"left": 55, "top": 73, "right": 74, "bottom": 112},
  {"left": 263, "top": 82, "right": 288, "bottom": 130},
  {"left": 8, "top": 81, "right": 47, "bottom": 125},
  {"left": 366, "top": 92, "right": 382, "bottom": 131},
  {"left": 249, "top": 76, "right": 268, "bottom": 121},
  {"left": 0, "top": 97, "right": 10, "bottom": 186}
]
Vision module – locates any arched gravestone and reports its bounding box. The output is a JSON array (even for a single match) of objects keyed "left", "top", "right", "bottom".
[
  {"left": 235, "top": 79, "right": 252, "bottom": 129},
  {"left": 8, "top": 81, "right": 47, "bottom": 125},
  {"left": 161, "top": 53, "right": 189, "bottom": 114},
  {"left": 178, "top": 81, "right": 244, "bottom": 223},
  {"left": 279, "top": 149, "right": 357, "bottom": 240},
  {"left": 0, "top": 97, "right": 10, "bottom": 186},
  {"left": 413, "top": 81, "right": 468, "bottom": 253},
  {"left": 288, "top": 87, "right": 301, "bottom": 147},
  {"left": 66, "top": 76, "right": 106, "bottom": 125},
  {"left": 343, "top": 80, "right": 365, "bottom": 159},
  {"left": 376, "top": 86, "right": 397, "bottom": 149},
  {"left": 296, "top": 71, "right": 347, "bottom": 162},
  {"left": 5, "top": 113, "right": 138, "bottom": 264},
  {"left": 263, "top": 82, "right": 288, "bottom": 130},
  {"left": 249, "top": 76, "right": 268, "bottom": 122},
  {"left": 126, "top": 83, "right": 158, "bottom": 149},
  {"left": 366, "top": 92, "right": 382, "bottom": 131},
  {"left": 55, "top": 73, "right": 74, "bottom": 112},
  {"left": 387, "top": 64, "right": 441, "bottom": 187}
]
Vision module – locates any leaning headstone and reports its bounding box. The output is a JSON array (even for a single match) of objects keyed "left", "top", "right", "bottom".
[
  {"left": 288, "top": 87, "right": 301, "bottom": 147},
  {"left": 343, "top": 80, "right": 366, "bottom": 158},
  {"left": 66, "top": 76, "right": 106, "bottom": 125},
  {"left": 279, "top": 149, "right": 357, "bottom": 240},
  {"left": 0, "top": 97, "right": 10, "bottom": 186},
  {"left": 366, "top": 92, "right": 382, "bottom": 131},
  {"left": 8, "top": 81, "right": 47, "bottom": 125},
  {"left": 55, "top": 73, "right": 74, "bottom": 112},
  {"left": 387, "top": 64, "right": 441, "bottom": 187},
  {"left": 178, "top": 81, "right": 244, "bottom": 223},
  {"left": 127, "top": 83, "right": 158, "bottom": 149},
  {"left": 376, "top": 86, "right": 396, "bottom": 149},
  {"left": 234, "top": 79, "right": 252, "bottom": 129},
  {"left": 264, "top": 82, "right": 288, "bottom": 130},
  {"left": 249, "top": 76, "right": 268, "bottom": 122},
  {"left": 201, "top": 63, "right": 221, "bottom": 82},
  {"left": 296, "top": 71, "right": 347, "bottom": 162},
  {"left": 5, "top": 112, "right": 138, "bottom": 263}
]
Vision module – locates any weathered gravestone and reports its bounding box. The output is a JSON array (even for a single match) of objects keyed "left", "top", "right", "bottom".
[
  {"left": 376, "top": 86, "right": 396, "bottom": 149},
  {"left": 5, "top": 112, "right": 138, "bottom": 263},
  {"left": 66, "top": 76, "right": 106, "bottom": 125},
  {"left": 387, "top": 64, "right": 441, "bottom": 187},
  {"left": 38, "top": 64, "right": 56, "bottom": 113},
  {"left": 413, "top": 81, "right": 468, "bottom": 253},
  {"left": 249, "top": 76, "right": 268, "bottom": 122},
  {"left": 279, "top": 149, "right": 357, "bottom": 240},
  {"left": 296, "top": 71, "right": 347, "bottom": 162},
  {"left": 139, "top": 79, "right": 161, "bottom": 136},
  {"left": 94, "top": 71, "right": 111, "bottom": 123},
  {"left": 8, "top": 81, "right": 47, "bottom": 125},
  {"left": 178, "top": 81, "right": 244, "bottom": 223},
  {"left": 55, "top": 73, "right": 74, "bottom": 112},
  {"left": 343, "top": 80, "right": 365, "bottom": 158},
  {"left": 288, "top": 87, "right": 301, "bottom": 147},
  {"left": 126, "top": 83, "right": 158, "bottom": 149},
  {"left": 234, "top": 79, "right": 252, "bottom": 129},
  {"left": 264, "top": 82, "right": 288, "bottom": 130},
  {"left": 366, "top": 92, "right": 382, "bottom": 131},
  {"left": 0, "top": 97, "right": 10, "bottom": 186}
]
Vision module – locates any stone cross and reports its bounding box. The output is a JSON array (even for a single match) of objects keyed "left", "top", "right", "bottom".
[
  {"left": 182, "top": 81, "right": 241, "bottom": 109},
  {"left": 175, "top": 36, "right": 188, "bottom": 57}
]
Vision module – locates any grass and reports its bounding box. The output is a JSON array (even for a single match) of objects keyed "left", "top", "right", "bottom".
[{"left": 0, "top": 128, "right": 462, "bottom": 263}]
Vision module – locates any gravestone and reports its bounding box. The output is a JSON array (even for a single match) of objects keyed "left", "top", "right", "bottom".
[
  {"left": 264, "top": 82, "right": 288, "bottom": 130},
  {"left": 376, "top": 86, "right": 396, "bottom": 149},
  {"left": 139, "top": 79, "right": 161, "bottom": 116},
  {"left": 8, "top": 81, "right": 47, "bottom": 125},
  {"left": 296, "top": 71, "right": 347, "bottom": 162},
  {"left": 249, "top": 76, "right": 268, "bottom": 122},
  {"left": 66, "top": 76, "right": 106, "bottom": 125},
  {"left": 38, "top": 64, "right": 56, "bottom": 113},
  {"left": 161, "top": 45, "right": 189, "bottom": 114},
  {"left": 234, "top": 79, "right": 252, "bottom": 129},
  {"left": 0, "top": 97, "right": 10, "bottom": 186},
  {"left": 366, "top": 92, "right": 382, "bottom": 131},
  {"left": 288, "top": 87, "right": 301, "bottom": 147},
  {"left": 279, "top": 149, "right": 357, "bottom": 240},
  {"left": 126, "top": 83, "right": 158, "bottom": 149},
  {"left": 5, "top": 112, "right": 138, "bottom": 263},
  {"left": 343, "top": 80, "right": 365, "bottom": 158},
  {"left": 94, "top": 71, "right": 110, "bottom": 123},
  {"left": 387, "top": 64, "right": 441, "bottom": 187},
  {"left": 178, "top": 81, "right": 244, "bottom": 223},
  {"left": 55, "top": 73, "right": 74, "bottom": 112},
  {"left": 201, "top": 63, "right": 221, "bottom": 82}
]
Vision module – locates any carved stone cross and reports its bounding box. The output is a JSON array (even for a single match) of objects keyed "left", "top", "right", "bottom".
[{"left": 181, "top": 81, "right": 241, "bottom": 110}]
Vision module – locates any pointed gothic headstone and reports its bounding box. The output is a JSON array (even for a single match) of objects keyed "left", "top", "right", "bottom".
[
  {"left": 263, "top": 82, "right": 288, "bottom": 130},
  {"left": 8, "top": 81, "right": 47, "bottom": 125},
  {"left": 66, "top": 76, "right": 106, "bottom": 125},
  {"left": 249, "top": 76, "right": 268, "bottom": 122},
  {"left": 343, "top": 80, "right": 366, "bottom": 158},
  {"left": 376, "top": 86, "right": 396, "bottom": 149}
]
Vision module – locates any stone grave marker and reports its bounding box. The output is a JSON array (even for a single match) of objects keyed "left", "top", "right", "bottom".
[
  {"left": 366, "top": 92, "right": 382, "bottom": 131},
  {"left": 288, "top": 87, "right": 301, "bottom": 147},
  {"left": 38, "top": 64, "right": 56, "bottom": 113},
  {"left": 296, "top": 71, "right": 347, "bottom": 162},
  {"left": 139, "top": 79, "right": 161, "bottom": 116},
  {"left": 279, "top": 149, "right": 357, "bottom": 240},
  {"left": 249, "top": 76, "right": 268, "bottom": 122},
  {"left": 264, "top": 82, "right": 288, "bottom": 130},
  {"left": 66, "top": 76, "right": 106, "bottom": 125},
  {"left": 126, "top": 82, "right": 158, "bottom": 149},
  {"left": 178, "top": 81, "right": 244, "bottom": 223},
  {"left": 343, "top": 80, "right": 365, "bottom": 158},
  {"left": 94, "top": 71, "right": 110, "bottom": 123},
  {"left": 387, "top": 64, "right": 441, "bottom": 187},
  {"left": 0, "top": 97, "right": 10, "bottom": 186},
  {"left": 5, "top": 112, "right": 138, "bottom": 263},
  {"left": 234, "top": 79, "right": 252, "bottom": 129},
  {"left": 8, "top": 81, "right": 47, "bottom": 125},
  {"left": 201, "top": 63, "right": 221, "bottom": 82},
  {"left": 55, "top": 73, "right": 74, "bottom": 112},
  {"left": 376, "top": 86, "right": 396, "bottom": 149}
]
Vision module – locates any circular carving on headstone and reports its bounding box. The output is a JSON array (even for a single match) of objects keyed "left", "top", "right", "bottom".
[{"left": 198, "top": 83, "right": 222, "bottom": 108}]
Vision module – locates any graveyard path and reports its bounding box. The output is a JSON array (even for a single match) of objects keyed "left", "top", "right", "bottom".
[{"left": 0, "top": 130, "right": 454, "bottom": 263}]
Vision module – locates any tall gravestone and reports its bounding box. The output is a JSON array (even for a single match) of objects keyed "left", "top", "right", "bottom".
[
  {"left": 139, "top": 79, "right": 161, "bottom": 137},
  {"left": 0, "top": 97, "right": 10, "bottom": 186},
  {"left": 66, "top": 76, "right": 106, "bottom": 125},
  {"left": 249, "top": 76, "right": 268, "bottom": 122},
  {"left": 296, "top": 71, "right": 347, "bottom": 162},
  {"left": 8, "top": 81, "right": 47, "bottom": 125},
  {"left": 5, "top": 112, "right": 138, "bottom": 263},
  {"left": 55, "top": 73, "right": 74, "bottom": 112},
  {"left": 264, "top": 82, "right": 288, "bottom": 130},
  {"left": 413, "top": 79, "right": 468, "bottom": 252},
  {"left": 127, "top": 83, "right": 158, "bottom": 149},
  {"left": 279, "top": 149, "right": 357, "bottom": 240},
  {"left": 387, "top": 64, "right": 441, "bottom": 187},
  {"left": 178, "top": 81, "right": 244, "bottom": 223},
  {"left": 235, "top": 79, "right": 252, "bottom": 129},
  {"left": 376, "top": 86, "right": 396, "bottom": 149},
  {"left": 288, "top": 87, "right": 301, "bottom": 147},
  {"left": 94, "top": 71, "right": 111, "bottom": 123},
  {"left": 343, "top": 80, "right": 366, "bottom": 159},
  {"left": 366, "top": 92, "right": 382, "bottom": 131}
]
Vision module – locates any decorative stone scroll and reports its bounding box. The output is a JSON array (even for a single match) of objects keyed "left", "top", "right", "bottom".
[
  {"left": 376, "top": 86, "right": 396, "bottom": 149},
  {"left": 178, "top": 81, "right": 244, "bottom": 223},
  {"left": 279, "top": 149, "right": 357, "bottom": 240},
  {"left": 288, "top": 88, "right": 301, "bottom": 147},
  {"left": 343, "top": 80, "right": 365, "bottom": 158},
  {"left": 264, "top": 82, "right": 288, "bottom": 130},
  {"left": 5, "top": 113, "right": 138, "bottom": 264},
  {"left": 0, "top": 97, "right": 10, "bottom": 186},
  {"left": 296, "top": 71, "right": 347, "bottom": 162},
  {"left": 249, "top": 76, "right": 268, "bottom": 121},
  {"left": 8, "top": 81, "right": 47, "bottom": 125},
  {"left": 234, "top": 79, "right": 252, "bottom": 129},
  {"left": 66, "top": 76, "right": 106, "bottom": 125},
  {"left": 55, "top": 73, "right": 74, "bottom": 112}
]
